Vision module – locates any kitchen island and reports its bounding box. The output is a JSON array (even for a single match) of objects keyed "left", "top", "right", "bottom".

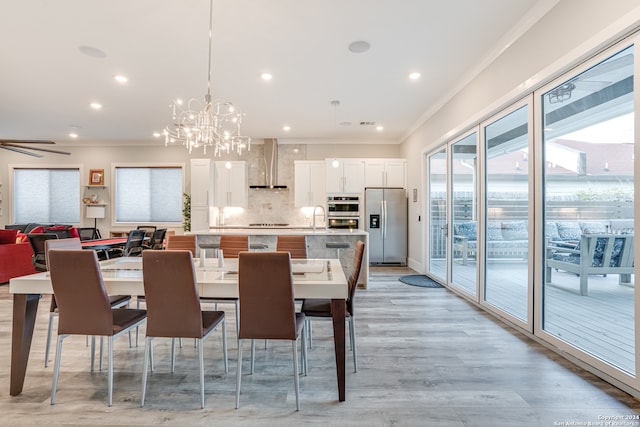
[{"left": 191, "top": 227, "right": 369, "bottom": 287}]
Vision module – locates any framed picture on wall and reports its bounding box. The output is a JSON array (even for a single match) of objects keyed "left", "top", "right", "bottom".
[{"left": 89, "top": 169, "right": 104, "bottom": 186}]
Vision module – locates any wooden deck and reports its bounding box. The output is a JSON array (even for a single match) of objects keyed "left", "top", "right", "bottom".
[{"left": 430, "top": 259, "right": 635, "bottom": 374}]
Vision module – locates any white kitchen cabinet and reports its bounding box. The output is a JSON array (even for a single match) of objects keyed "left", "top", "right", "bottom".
[
  {"left": 325, "top": 159, "right": 364, "bottom": 194},
  {"left": 214, "top": 161, "right": 247, "bottom": 207},
  {"left": 294, "top": 161, "right": 326, "bottom": 207},
  {"left": 190, "top": 159, "right": 213, "bottom": 230},
  {"left": 364, "top": 159, "right": 406, "bottom": 188},
  {"left": 190, "top": 159, "right": 212, "bottom": 206}
]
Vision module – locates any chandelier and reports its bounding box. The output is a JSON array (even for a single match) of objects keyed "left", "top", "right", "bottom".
[
  {"left": 164, "top": 0, "right": 250, "bottom": 156},
  {"left": 548, "top": 82, "right": 576, "bottom": 104}
]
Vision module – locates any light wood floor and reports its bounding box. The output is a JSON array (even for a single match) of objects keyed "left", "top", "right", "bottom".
[{"left": 1, "top": 266, "right": 640, "bottom": 426}]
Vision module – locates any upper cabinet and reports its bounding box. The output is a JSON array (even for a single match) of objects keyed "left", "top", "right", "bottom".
[
  {"left": 190, "top": 159, "right": 213, "bottom": 231},
  {"left": 190, "top": 159, "right": 212, "bottom": 206},
  {"left": 294, "top": 161, "right": 326, "bottom": 207},
  {"left": 364, "top": 159, "right": 406, "bottom": 188},
  {"left": 325, "top": 159, "right": 364, "bottom": 194},
  {"left": 214, "top": 161, "right": 247, "bottom": 207}
]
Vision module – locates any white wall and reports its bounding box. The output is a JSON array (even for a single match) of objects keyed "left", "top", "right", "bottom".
[
  {"left": 0, "top": 141, "right": 401, "bottom": 230},
  {"left": 400, "top": 0, "right": 640, "bottom": 272}
]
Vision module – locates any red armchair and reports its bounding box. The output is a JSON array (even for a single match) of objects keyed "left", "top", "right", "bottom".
[{"left": 0, "top": 243, "right": 37, "bottom": 284}]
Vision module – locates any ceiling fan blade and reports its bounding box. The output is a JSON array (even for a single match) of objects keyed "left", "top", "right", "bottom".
[
  {"left": 0, "top": 144, "right": 44, "bottom": 158},
  {"left": 1, "top": 143, "right": 71, "bottom": 155},
  {"left": 0, "top": 139, "right": 55, "bottom": 144}
]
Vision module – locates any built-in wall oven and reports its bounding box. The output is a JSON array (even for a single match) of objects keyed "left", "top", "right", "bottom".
[{"left": 327, "top": 196, "right": 359, "bottom": 229}]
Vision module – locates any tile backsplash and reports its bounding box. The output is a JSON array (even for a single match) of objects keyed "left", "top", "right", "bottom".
[{"left": 216, "top": 143, "right": 319, "bottom": 227}]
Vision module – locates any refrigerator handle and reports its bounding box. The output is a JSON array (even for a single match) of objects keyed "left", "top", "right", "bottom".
[
  {"left": 383, "top": 200, "right": 388, "bottom": 239},
  {"left": 380, "top": 200, "right": 385, "bottom": 238}
]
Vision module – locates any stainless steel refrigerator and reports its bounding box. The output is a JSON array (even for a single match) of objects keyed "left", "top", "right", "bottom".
[{"left": 365, "top": 187, "right": 407, "bottom": 265}]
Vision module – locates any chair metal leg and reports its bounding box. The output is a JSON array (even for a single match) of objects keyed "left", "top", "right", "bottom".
[
  {"left": 99, "top": 337, "right": 104, "bottom": 371},
  {"left": 126, "top": 301, "right": 132, "bottom": 348},
  {"left": 234, "top": 300, "right": 240, "bottom": 335},
  {"left": 149, "top": 338, "right": 155, "bottom": 372},
  {"left": 108, "top": 336, "right": 113, "bottom": 407},
  {"left": 50, "top": 335, "right": 65, "bottom": 405},
  {"left": 307, "top": 320, "right": 313, "bottom": 349},
  {"left": 140, "top": 337, "right": 151, "bottom": 407},
  {"left": 292, "top": 339, "right": 300, "bottom": 411},
  {"left": 250, "top": 339, "right": 256, "bottom": 375},
  {"left": 171, "top": 338, "right": 176, "bottom": 373},
  {"left": 235, "top": 339, "right": 243, "bottom": 409},
  {"left": 302, "top": 326, "right": 308, "bottom": 376},
  {"left": 135, "top": 298, "right": 143, "bottom": 347},
  {"left": 45, "top": 312, "right": 56, "bottom": 367},
  {"left": 349, "top": 317, "right": 357, "bottom": 373},
  {"left": 222, "top": 318, "right": 228, "bottom": 373},
  {"left": 198, "top": 337, "right": 205, "bottom": 409},
  {"left": 90, "top": 336, "right": 96, "bottom": 372}
]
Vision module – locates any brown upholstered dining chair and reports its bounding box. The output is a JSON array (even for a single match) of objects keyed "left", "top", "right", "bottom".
[
  {"left": 141, "top": 250, "right": 228, "bottom": 408},
  {"left": 219, "top": 235, "right": 248, "bottom": 258},
  {"left": 301, "top": 240, "right": 365, "bottom": 373},
  {"left": 136, "top": 234, "right": 197, "bottom": 346},
  {"left": 236, "top": 251, "right": 307, "bottom": 411},
  {"left": 165, "top": 234, "right": 197, "bottom": 255},
  {"left": 276, "top": 235, "right": 307, "bottom": 259},
  {"left": 48, "top": 249, "right": 146, "bottom": 406},
  {"left": 44, "top": 238, "right": 132, "bottom": 368},
  {"left": 208, "top": 234, "right": 249, "bottom": 333}
]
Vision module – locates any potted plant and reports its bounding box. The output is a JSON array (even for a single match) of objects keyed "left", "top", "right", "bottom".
[{"left": 182, "top": 192, "right": 191, "bottom": 232}]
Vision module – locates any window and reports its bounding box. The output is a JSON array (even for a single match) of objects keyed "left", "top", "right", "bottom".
[
  {"left": 114, "top": 166, "right": 183, "bottom": 223},
  {"left": 13, "top": 168, "right": 81, "bottom": 224}
]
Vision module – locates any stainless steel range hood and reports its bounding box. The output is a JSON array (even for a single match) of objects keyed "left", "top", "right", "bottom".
[{"left": 249, "top": 138, "right": 288, "bottom": 189}]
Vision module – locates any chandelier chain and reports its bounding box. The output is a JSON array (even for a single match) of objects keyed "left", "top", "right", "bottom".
[{"left": 163, "top": 0, "right": 250, "bottom": 156}]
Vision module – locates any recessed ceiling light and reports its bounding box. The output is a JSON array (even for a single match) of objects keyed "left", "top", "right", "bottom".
[
  {"left": 409, "top": 72, "right": 421, "bottom": 80},
  {"left": 90, "top": 102, "right": 102, "bottom": 110},
  {"left": 376, "top": 126, "right": 384, "bottom": 131},
  {"left": 113, "top": 74, "right": 128, "bottom": 83},
  {"left": 348, "top": 40, "right": 371, "bottom": 54},
  {"left": 69, "top": 132, "right": 78, "bottom": 138},
  {"left": 283, "top": 125, "right": 291, "bottom": 131},
  {"left": 261, "top": 73, "right": 273, "bottom": 81}
]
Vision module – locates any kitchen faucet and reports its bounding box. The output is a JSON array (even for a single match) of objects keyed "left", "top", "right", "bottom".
[{"left": 312, "top": 205, "right": 326, "bottom": 231}]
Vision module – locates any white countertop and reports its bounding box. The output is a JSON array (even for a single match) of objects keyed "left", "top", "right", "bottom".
[{"left": 191, "top": 227, "right": 368, "bottom": 236}]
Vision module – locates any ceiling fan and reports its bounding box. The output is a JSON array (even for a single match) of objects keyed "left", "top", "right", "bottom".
[{"left": 0, "top": 139, "right": 71, "bottom": 158}]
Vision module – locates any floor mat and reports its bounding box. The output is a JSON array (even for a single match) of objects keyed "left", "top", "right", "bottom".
[{"left": 399, "top": 275, "right": 444, "bottom": 288}]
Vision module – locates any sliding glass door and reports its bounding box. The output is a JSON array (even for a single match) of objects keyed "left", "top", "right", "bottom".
[
  {"left": 451, "top": 132, "right": 478, "bottom": 296},
  {"left": 427, "top": 147, "right": 447, "bottom": 282},
  {"left": 541, "top": 45, "right": 635, "bottom": 374},
  {"left": 483, "top": 102, "right": 531, "bottom": 323}
]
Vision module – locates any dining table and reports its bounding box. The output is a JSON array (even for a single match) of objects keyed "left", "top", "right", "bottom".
[
  {"left": 80, "top": 237, "right": 128, "bottom": 250},
  {"left": 9, "top": 256, "right": 349, "bottom": 401}
]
